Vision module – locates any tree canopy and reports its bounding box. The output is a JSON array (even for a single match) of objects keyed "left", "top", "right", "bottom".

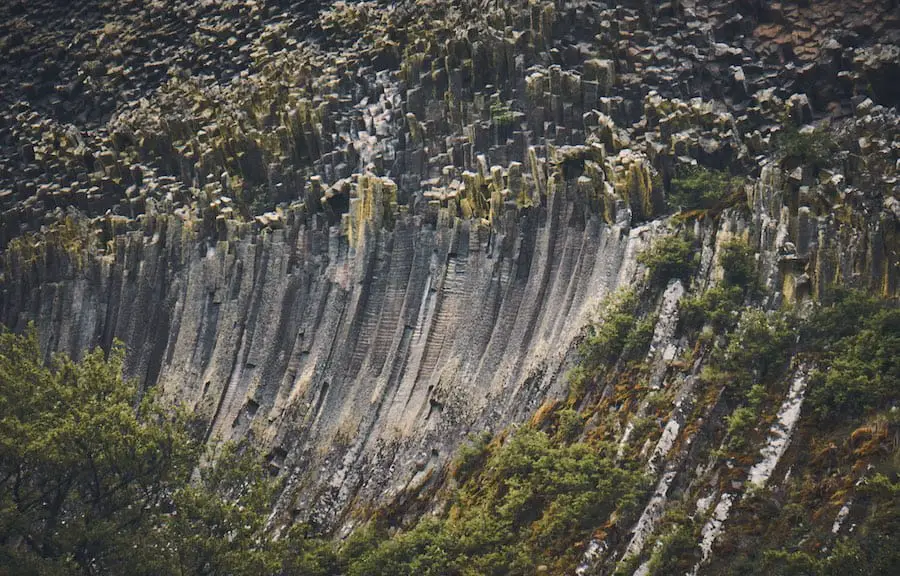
[{"left": 0, "top": 328, "right": 310, "bottom": 576}]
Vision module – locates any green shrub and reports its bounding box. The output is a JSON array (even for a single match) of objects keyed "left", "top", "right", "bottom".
[
  {"left": 724, "top": 406, "right": 758, "bottom": 452},
  {"left": 761, "top": 549, "right": 823, "bottom": 576},
  {"left": 344, "top": 519, "right": 459, "bottom": 576},
  {"left": 852, "top": 474, "right": 900, "bottom": 573},
  {"left": 553, "top": 408, "right": 585, "bottom": 443},
  {"left": 677, "top": 239, "right": 755, "bottom": 337},
  {"left": 775, "top": 126, "right": 838, "bottom": 170},
  {"left": 0, "top": 327, "right": 309, "bottom": 576},
  {"left": 580, "top": 290, "right": 640, "bottom": 372},
  {"left": 805, "top": 301, "right": 899, "bottom": 422},
  {"left": 801, "top": 289, "right": 884, "bottom": 349},
  {"left": 679, "top": 284, "right": 744, "bottom": 334},
  {"left": 622, "top": 313, "right": 658, "bottom": 362},
  {"left": 343, "top": 427, "right": 649, "bottom": 575},
  {"left": 566, "top": 364, "right": 590, "bottom": 404},
  {"left": 646, "top": 524, "right": 701, "bottom": 576},
  {"left": 718, "top": 239, "right": 757, "bottom": 289},
  {"left": 451, "top": 431, "right": 493, "bottom": 482},
  {"left": 638, "top": 233, "right": 697, "bottom": 287},
  {"left": 720, "top": 309, "right": 797, "bottom": 394},
  {"left": 668, "top": 166, "right": 743, "bottom": 211},
  {"left": 577, "top": 291, "right": 658, "bottom": 393}
]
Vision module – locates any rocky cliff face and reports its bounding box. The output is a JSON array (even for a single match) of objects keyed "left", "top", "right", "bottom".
[
  {"left": 2, "top": 164, "right": 666, "bottom": 531},
  {"left": 1, "top": 0, "right": 898, "bottom": 572}
]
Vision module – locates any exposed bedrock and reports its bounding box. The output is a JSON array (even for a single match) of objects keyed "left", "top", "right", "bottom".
[
  {"left": 3, "top": 151, "right": 895, "bottom": 534},
  {"left": 1, "top": 0, "right": 898, "bottom": 556},
  {"left": 0, "top": 173, "right": 656, "bottom": 528}
]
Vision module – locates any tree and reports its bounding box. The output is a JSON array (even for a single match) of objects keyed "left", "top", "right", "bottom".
[
  {"left": 637, "top": 234, "right": 697, "bottom": 287},
  {"left": 0, "top": 327, "right": 300, "bottom": 576},
  {"left": 668, "top": 166, "right": 743, "bottom": 212}
]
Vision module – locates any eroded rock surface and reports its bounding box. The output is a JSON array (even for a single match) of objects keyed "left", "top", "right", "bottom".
[{"left": 1, "top": 0, "right": 898, "bottom": 558}]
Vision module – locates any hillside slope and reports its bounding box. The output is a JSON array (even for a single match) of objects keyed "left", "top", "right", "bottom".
[{"left": 1, "top": 1, "right": 898, "bottom": 574}]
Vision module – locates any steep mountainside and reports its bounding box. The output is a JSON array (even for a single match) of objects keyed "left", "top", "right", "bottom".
[{"left": 1, "top": 0, "right": 898, "bottom": 574}]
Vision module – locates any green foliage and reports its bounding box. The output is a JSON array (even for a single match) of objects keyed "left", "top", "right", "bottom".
[
  {"left": 775, "top": 126, "right": 838, "bottom": 170},
  {"left": 0, "top": 326, "right": 648, "bottom": 576},
  {"left": 761, "top": 549, "right": 825, "bottom": 576},
  {"left": 569, "top": 290, "right": 661, "bottom": 402},
  {"left": 343, "top": 518, "right": 461, "bottom": 576},
  {"left": 490, "top": 100, "right": 516, "bottom": 126},
  {"left": 640, "top": 292, "right": 898, "bottom": 574},
  {"left": 678, "top": 239, "right": 756, "bottom": 336},
  {"left": 618, "top": 506, "right": 701, "bottom": 576},
  {"left": 679, "top": 284, "right": 744, "bottom": 334},
  {"left": 668, "top": 166, "right": 739, "bottom": 210},
  {"left": 752, "top": 475, "right": 900, "bottom": 576},
  {"left": 343, "top": 427, "right": 648, "bottom": 575},
  {"left": 451, "top": 431, "right": 493, "bottom": 483},
  {"left": 157, "top": 443, "right": 286, "bottom": 576},
  {"left": 804, "top": 293, "right": 900, "bottom": 422},
  {"left": 581, "top": 290, "right": 640, "bottom": 372},
  {"left": 565, "top": 364, "right": 591, "bottom": 405},
  {"left": 552, "top": 408, "right": 585, "bottom": 443},
  {"left": 281, "top": 525, "right": 342, "bottom": 576},
  {"left": 574, "top": 290, "right": 658, "bottom": 399},
  {"left": 622, "top": 314, "right": 658, "bottom": 362},
  {"left": 802, "top": 289, "right": 883, "bottom": 347},
  {"left": 718, "top": 239, "right": 757, "bottom": 289},
  {"left": 0, "top": 327, "right": 313, "bottom": 576},
  {"left": 4, "top": 284, "right": 890, "bottom": 576},
  {"left": 723, "top": 406, "right": 757, "bottom": 452},
  {"left": 0, "top": 328, "right": 193, "bottom": 574},
  {"left": 638, "top": 234, "right": 697, "bottom": 287},
  {"left": 852, "top": 473, "right": 900, "bottom": 573},
  {"left": 646, "top": 523, "right": 700, "bottom": 575},
  {"left": 719, "top": 309, "right": 796, "bottom": 395},
  {"left": 668, "top": 166, "right": 744, "bottom": 211}
]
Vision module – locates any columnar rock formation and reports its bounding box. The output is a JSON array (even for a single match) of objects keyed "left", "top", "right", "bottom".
[{"left": 1, "top": 0, "right": 898, "bottom": 571}]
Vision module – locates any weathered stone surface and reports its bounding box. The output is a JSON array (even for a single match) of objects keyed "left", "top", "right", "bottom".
[{"left": 1, "top": 0, "right": 898, "bottom": 563}]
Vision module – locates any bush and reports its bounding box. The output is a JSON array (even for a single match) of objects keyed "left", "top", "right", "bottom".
[
  {"left": 775, "top": 126, "right": 838, "bottom": 170},
  {"left": 646, "top": 524, "right": 701, "bottom": 576},
  {"left": 805, "top": 300, "right": 899, "bottom": 422},
  {"left": 679, "top": 284, "right": 744, "bottom": 334},
  {"left": 580, "top": 290, "right": 640, "bottom": 372},
  {"left": 718, "top": 239, "right": 757, "bottom": 289},
  {"left": 668, "top": 166, "right": 744, "bottom": 211},
  {"left": 578, "top": 291, "right": 657, "bottom": 389},
  {"left": 553, "top": 408, "right": 585, "bottom": 443},
  {"left": 622, "top": 313, "right": 658, "bottom": 362},
  {"left": 638, "top": 233, "right": 697, "bottom": 287},
  {"left": 756, "top": 474, "right": 898, "bottom": 576},
  {"left": 343, "top": 427, "right": 649, "bottom": 575},
  {"left": 720, "top": 309, "right": 797, "bottom": 394},
  {"left": 801, "top": 289, "right": 883, "bottom": 349},
  {"left": 451, "top": 431, "right": 493, "bottom": 482},
  {"left": 724, "top": 406, "right": 757, "bottom": 451}
]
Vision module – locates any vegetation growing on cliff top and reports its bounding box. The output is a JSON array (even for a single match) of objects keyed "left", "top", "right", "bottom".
[{"left": 775, "top": 125, "right": 839, "bottom": 171}]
